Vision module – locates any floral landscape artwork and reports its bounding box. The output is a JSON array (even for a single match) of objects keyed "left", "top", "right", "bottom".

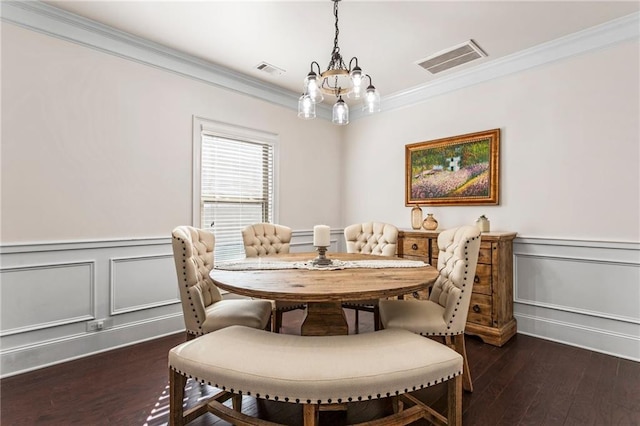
[{"left": 405, "top": 129, "right": 500, "bottom": 206}]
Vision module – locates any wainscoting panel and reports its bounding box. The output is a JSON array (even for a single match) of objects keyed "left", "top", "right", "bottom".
[
  {"left": 513, "top": 237, "right": 640, "bottom": 361},
  {"left": 110, "top": 254, "right": 179, "bottom": 315},
  {"left": 0, "top": 261, "right": 95, "bottom": 336},
  {"left": 5, "top": 232, "right": 633, "bottom": 377},
  {"left": 0, "top": 238, "right": 183, "bottom": 378},
  {"left": 0, "top": 229, "right": 342, "bottom": 377}
]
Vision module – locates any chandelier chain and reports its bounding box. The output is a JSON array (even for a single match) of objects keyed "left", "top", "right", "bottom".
[
  {"left": 333, "top": 0, "right": 340, "bottom": 54},
  {"left": 328, "top": 0, "right": 344, "bottom": 72}
]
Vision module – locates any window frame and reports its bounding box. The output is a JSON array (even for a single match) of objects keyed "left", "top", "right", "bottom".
[{"left": 192, "top": 115, "right": 280, "bottom": 232}]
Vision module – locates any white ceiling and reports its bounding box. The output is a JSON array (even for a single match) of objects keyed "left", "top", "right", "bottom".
[{"left": 44, "top": 1, "right": 639, "bottom": 104}]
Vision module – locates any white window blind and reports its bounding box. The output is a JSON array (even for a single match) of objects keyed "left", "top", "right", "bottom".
[{"left": 200, "top": 133, "right": 274, "bottom": 262}]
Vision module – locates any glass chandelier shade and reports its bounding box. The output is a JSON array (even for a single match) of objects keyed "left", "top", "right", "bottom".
[
  {"left": 363, "top": 78, "right": 381, "bottom": 114},
  {"left": 304, "top": 72, "right": 324, "bottom": 103},
  {"left": 297, "top": 93, "right": 316, "bottom": 119},
  {"left": 332, "top": 96, "right": 349, "bottom": 125},
  {"left": 297, "top": 0, "right": 379, "bottom": 125},
  {"left": 347, "top": 66, "right": 363, "bottom": 99}
]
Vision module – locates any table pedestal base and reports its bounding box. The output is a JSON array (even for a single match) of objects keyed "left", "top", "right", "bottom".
[{"left": 301, "top": 302, "right": 348, "bottom": 336}]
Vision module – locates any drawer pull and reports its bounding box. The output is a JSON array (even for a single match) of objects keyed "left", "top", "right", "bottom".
[
  {"left": 412, "top": 291, "right": 420, "bottom": 299},
  {"left": 411, "top": 244, "right": 418, "bottom": 250},
  {"left": 472, "top": 304, "right": 480, "bottom": 313},
  {"left": 474, "top": 275, "right": 480, "bottom": 284}
]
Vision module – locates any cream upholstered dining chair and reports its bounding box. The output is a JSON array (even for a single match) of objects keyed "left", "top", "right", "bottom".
[
  {"left": 241, "top": 223, "right": 305, "bottom": 333},
  {"left": 342, "top": 221, "right": 398, "bottom": 333},
  {"left": 379, "top": 225, "right": 481, "bottom": 392},
  {"left": 171, "top": 226, "right": 272, "bottom": 340}
]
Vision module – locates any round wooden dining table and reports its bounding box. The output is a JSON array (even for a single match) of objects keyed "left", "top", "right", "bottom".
[{"left": 209, "top": 252, "right": 438, "bottom": 336}]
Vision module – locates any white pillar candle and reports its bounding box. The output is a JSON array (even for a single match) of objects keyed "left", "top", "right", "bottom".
[{"left": 313, "top": 225, "right": 331, "bottom": 247}]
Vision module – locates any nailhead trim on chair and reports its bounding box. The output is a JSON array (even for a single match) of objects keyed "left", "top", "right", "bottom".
[
  {"left": 174, "top": 234, "right": 204, "bottom": 334},
  {"left": 169, "top": 367, "right": 461, "bottom": 405},
  {"left": 439, "top": 235, "right": 477, "bottom": 331}
]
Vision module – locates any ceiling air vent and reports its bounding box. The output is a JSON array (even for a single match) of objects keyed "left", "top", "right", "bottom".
[
  {"left": 417, "top": 40, "right": 487, "bottom": 74},
  {"left": 255, "top": 62, "right": 285, "bottom": 76}
]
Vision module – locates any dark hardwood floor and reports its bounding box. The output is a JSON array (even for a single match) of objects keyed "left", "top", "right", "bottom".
[{"left": 2, "top": 309, "right": 639, "bottom": 425}]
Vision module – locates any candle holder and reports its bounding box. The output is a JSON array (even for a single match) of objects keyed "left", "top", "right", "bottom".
[{"left": 312, "top": 246, "right": 333, "bottom": 267}]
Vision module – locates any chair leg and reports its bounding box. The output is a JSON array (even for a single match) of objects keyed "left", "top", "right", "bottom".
[
  {"left": 271, "top": 309, "right": 285, "bottom": 333},
  {"left": 453, "top": 334, "right": 473, "bottom": 392},
  {"left": 354, "top": 308, "right": 360, "bottom": 334},
  {"left": 373, "top": 305, "right": 380, "bottom": 331},
  {"left": 303, "top": 404, "right": 319, "bottom": 426},
  {"left": 169, "top": 368, "right": 186, "bottom": 426}
]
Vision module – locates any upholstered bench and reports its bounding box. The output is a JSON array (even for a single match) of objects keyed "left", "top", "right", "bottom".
[{"left": 169, "top": 325, "right": 463, "bottom": 426}]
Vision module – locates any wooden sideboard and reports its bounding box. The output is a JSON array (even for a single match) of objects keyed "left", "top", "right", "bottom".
[{"left": 397, "top": 229, "right": 517, "bottom": 347}]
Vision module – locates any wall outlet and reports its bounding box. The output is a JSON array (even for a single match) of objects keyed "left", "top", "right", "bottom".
[{"left": 86, "top": 319, "right": 113, "bottom": 332}]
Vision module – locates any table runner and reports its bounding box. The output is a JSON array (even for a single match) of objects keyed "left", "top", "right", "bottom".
[{"left": 215, "top": 258, "right": 429, "bottom": 271}]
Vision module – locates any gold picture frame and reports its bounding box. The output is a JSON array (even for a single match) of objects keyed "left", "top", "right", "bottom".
[{"left": 405, "top": 129, "right": 500, "bottom": 206}]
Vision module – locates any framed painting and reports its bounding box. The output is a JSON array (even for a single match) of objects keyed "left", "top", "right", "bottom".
[{"left": 405, "top": 128, "right": 500, "bottom": 206}]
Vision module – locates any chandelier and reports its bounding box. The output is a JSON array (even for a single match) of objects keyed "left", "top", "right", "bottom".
[{"left": 297, "top": 0, "right": 380, "bottom": 125}]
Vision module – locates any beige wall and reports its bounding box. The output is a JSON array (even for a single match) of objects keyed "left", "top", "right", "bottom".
[
  {"left": 1, "top": 23, "right": 342, "bottom": 243},
  {"left": 2, "top": 23, "right": 639, "bottom": 244},
  {"left": 1, "top": 12, "right": 638, "bottom": 373},
  {"left": 342, "top": 40, "right": 640, "bottom": 242}
]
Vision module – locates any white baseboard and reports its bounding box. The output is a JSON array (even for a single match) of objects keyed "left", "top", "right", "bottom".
[
  {"left": 1, "top": 313, "right": 184, "bottom": 378},
  {"left": 515, "top": 312, "right": 639, "bottom": 362}
]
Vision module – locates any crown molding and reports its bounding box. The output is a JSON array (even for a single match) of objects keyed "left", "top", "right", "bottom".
[
  {"left": 351, "top": 11, "right": 640, "bottom": 120},
  {"left": 0, "top": 1, "right": 334, "bottom": 120},
  {"left": 2, "top": 2, "right": 637, "bottom": 123}
]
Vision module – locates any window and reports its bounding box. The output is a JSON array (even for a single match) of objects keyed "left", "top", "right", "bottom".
[{"left": 193, "top": 117, "right": 277, "bottom": 261}]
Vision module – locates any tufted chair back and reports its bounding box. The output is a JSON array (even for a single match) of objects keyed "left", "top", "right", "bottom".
[
  {"left": 429, "top": 225, "right": 481, "bottom": 334},
  {"left": 344, "top": 222, "right": 398, "bottom": 256},
  {"left": 242, "top": 223, "right": 292, "bottom": 257},
  {"left": 172, "top": 226, "right": 223, "bottom": 336}
]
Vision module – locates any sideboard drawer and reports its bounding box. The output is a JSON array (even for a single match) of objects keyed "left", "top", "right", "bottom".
[
  {"left": 431, "top": 241, "right": 491, "bottom": 266},
  {"left": 478, "top": 242, "right": 493, "bottom": 264},
  {"left": 472, "top": 264, "right": 492, "bottom": 295},
  {"left": 467, "top": 293, "right": 492, "bottom": 326},
  {"left": 405, "top": 288, "right": 430, "bottom": 301},
  {"left": 431, "top": 242, "right": 439, "bottom": 261},
  {"left": 400, "top": 237, "right": 428, "bottom": 258}
]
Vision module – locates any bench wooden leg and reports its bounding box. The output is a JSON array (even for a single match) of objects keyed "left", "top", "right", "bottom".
[
  {"left": 448, "top": 374, "right": 462, "bottom": 426},
  {"left": 303, "top": 404, "right": 319, "bottom": 426},
  {"left": 391, "top": 396, "right": 404, "bottom": 414},
  {"left": 232, "top": 394, "right": 243, "bottom": 412},
  {"left": 169, "top": 368, "right": 186, "bottom": 426}
]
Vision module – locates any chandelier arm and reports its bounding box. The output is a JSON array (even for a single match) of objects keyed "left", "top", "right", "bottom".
[
  {"left": 364, "top": 74, "right": 374, "bottom": 87},
  {"left": 310, "top": 61, "right": 322, "bottom": 75},
  {"left": 348, "top": 57, "right": 359, "bottom": 72}
]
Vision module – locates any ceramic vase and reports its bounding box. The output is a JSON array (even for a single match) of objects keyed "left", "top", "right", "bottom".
[
  {"left": 410, "top": 205, "right": 423, "bottom": 230},
  {"left": 476, "top": 215, "right": 490, "bottom": 233},
  {"left": 422, "top": 213, "right": 438, "bottom": 231}
]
